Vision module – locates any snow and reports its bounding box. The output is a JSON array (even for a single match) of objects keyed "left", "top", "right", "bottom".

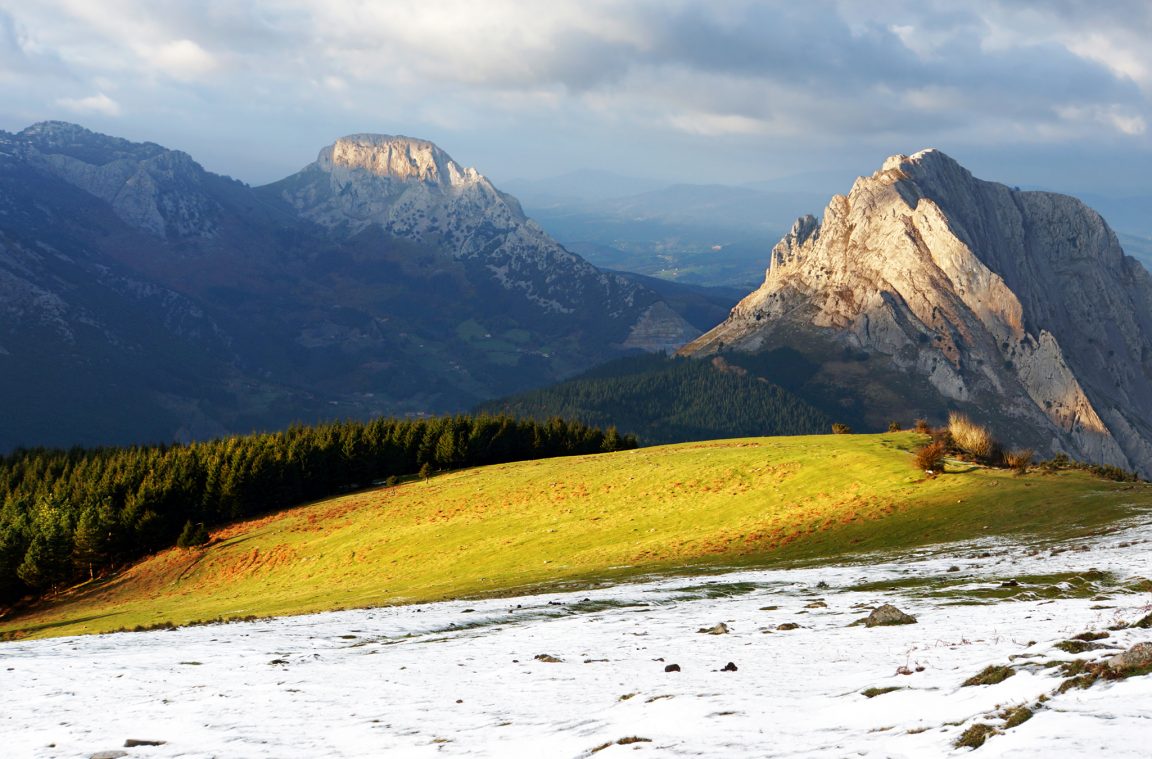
[{"left": 3, "top": 520, "right": 1151, "bottom": 758}]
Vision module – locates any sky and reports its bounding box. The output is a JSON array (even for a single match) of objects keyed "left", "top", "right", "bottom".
[{"left": 1, "top": 0, "right": 1151, "bottom": 196}]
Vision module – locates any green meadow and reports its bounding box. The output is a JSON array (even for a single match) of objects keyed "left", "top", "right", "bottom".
[{"left": 4, "top": 432, "right": 1148, "bottom": 639}]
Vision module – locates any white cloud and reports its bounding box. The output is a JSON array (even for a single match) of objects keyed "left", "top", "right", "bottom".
[
  {"left": 144, "top": 38, "right": 217, "bottom": 80},
  {"left": 56, "top": 91, "right": 120, "bottom": 116},
  {"left": 668, "top": 111, "right": 769, "bottom": 137}
]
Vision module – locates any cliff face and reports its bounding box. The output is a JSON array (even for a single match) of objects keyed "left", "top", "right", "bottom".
[{"left": 683, "top": 149, "right": 1152, "bottom": 475}]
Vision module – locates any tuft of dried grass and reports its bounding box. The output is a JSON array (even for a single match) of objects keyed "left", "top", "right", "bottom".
[
  {"left": 1005, "top": 448, "right": 1034, "bottom": 473},
  {"left": 948, "top": 412, "right": 995, "bottom": 460}
]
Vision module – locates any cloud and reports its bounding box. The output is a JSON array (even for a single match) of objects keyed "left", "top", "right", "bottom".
[
  {"left": 0, "top": 0, "right": 1148, "bottom": 188},
  {"left": 56, "top": 92, "right": 120, "bottom": 116},
  {"left": 144, "top": 38, "right": 217, "bottom": 80}
]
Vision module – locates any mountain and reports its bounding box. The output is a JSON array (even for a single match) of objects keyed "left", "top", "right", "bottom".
[
  {"left": 0, "top": 123, "right": 699, "bottom": 450},
  {"left": 681, "top": 149, "right": 1152, "bottom": 477}
]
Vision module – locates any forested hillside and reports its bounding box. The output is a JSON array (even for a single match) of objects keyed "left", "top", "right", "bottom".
[
  {"left": 479, "top": 354, "right": 831, "bottom": 445},
  {"left": 0, "top": 415, "right": 633, "bottom": 606}
]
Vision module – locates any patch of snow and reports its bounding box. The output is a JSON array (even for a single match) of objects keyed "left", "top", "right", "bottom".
[{"left": 3, "top": 520, "right": 1151, "bottom": 757}]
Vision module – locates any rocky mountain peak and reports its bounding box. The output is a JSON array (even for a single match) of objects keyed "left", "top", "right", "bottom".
[
  {"left": 683, "top": 149, "right": 1152, "bottom": 476},
  {"left": 319, "top": 134, "right": 482, "bottom": 189}
]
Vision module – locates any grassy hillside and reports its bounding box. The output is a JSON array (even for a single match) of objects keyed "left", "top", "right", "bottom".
[{"left": 3, "top": 432, "right": 1149, "bottom": 639}]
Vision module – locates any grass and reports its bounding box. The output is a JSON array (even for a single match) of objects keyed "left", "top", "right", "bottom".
[
  {"left": 949, "top": 412, "right": 994, "bottom": 460},
  {"left": 955, "top": 723, "right": 998, "bottom": 749},
  {"left": 843, "top": 570, "right": 1134, "bottom": 605},
  {"left": 3, "top": 432, "right": 1151, "bottom": 639},
  {"left": 962, "top": 664, "right": 1016, "bottom": 687}
]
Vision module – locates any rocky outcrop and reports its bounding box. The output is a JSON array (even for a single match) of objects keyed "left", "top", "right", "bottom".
[
  {"left": 13, "top": 121, "right": 222, "bottom": 238},
  {"left": 682, "top": 149, "right": 1152, "bottom": 475}
]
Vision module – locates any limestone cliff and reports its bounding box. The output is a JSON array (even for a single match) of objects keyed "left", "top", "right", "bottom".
[{"left": 683, "top": 149, "right": 1152, "bottom": 475}]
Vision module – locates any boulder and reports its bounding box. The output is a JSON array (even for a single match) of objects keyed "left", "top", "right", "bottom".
[{"left": 864, "top": 604, "right": 917, "bottom": 627}]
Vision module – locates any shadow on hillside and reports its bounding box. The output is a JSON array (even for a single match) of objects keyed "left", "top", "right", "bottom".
[{"left": 1, "top": 612, "right": 119, "bottom": 639}]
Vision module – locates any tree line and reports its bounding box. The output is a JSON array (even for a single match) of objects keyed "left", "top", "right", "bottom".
[
  {"left": 479, "top": 353, "right": 831, "bottom": 445},
  {"left": 0, "top": 414, "right": 635, "bottom": 605}
]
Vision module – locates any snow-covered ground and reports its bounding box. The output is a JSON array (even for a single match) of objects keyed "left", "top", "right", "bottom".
[{"left": 3, "top": 520, "right": 1151, "bottom": 758}]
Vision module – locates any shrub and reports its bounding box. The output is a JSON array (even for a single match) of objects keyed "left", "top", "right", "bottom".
[
  {"left": 914, "top": 418, "right": 931, "bottom": 433},
  {"left": 1004, "top": 448, "right": 1033, "bottom": 473},
  {"left": 176, "top": 520, "right": 209, "bottom": 549},
  {"left": 887, "top": 421, "right": 902, "bottom": 432},
  {"left": 1041, "top": 453, "right": 1073, "bottom": 470},
  {"left": 930, "top": 426, "right": 953, "bottom": 448},
  {"left": 948, "top": 412, "right": 995, "bottom": 460},
  {"left": 831, "top": 423, "right": 853, "bottom": 434},
  {"left": 1086, "top": 464, "right": 1139, "bottom": 482},
  {"left": 418, "top": 462, "right": 432, "bottom": 480},
  {"left": 915, "top": 441, "right": 947, "bottom": 472}
]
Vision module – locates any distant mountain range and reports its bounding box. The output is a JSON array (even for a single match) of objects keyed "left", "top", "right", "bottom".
[
  {"left": 681, "top": 149, "right": 1152, "bottom": 477},
  {"left": 0, "top": 122, "right": 730, "bottom": 450}
]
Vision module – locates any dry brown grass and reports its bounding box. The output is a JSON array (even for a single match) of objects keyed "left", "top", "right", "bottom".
[
  {"left": 948, "top": 412, "right": 995, "bottom": 460},
  {"left": 1005, "top": 448, "right": 1034, "bottom": 473},
  {"left": 915, "top": 441, "right": 947, "bottom": 472}
]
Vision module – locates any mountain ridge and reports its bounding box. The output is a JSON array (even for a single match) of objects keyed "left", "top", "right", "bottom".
[
  {"left": 683, "top": 148, "right": 1152, "bottom": 476},
  {"left": 0, "top": 122, "right": 700, "bottom": 450}
]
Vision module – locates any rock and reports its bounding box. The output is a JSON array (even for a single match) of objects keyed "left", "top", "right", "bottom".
[
  {"left": 89, "top": 752, "right": 128, "bottom": 759},
  {"left": 664, "top": 663, "right": 681, "bottom": 672},
  {"left": 1107, "top": 642, "right": 1152, "bottom": 676},
  {"left": 777, "top": 622, "right": 801, "bottom": 631},
  {"left": 697, "top": 622, "right": 730, "bottom": 635},
  {"left": 721, "top": 661, "right": 738, "bottom": 672},
  {"left": 533, "top": 653, "right": 563, "bottom": 663},
  {"left": 1000, "top": 579, "right": 1020, "bottom": 587},
  {"left": 124, "top": 739, "right": 166, "bottom": 747},
  {"left": 680, "top": 148, "right": 1152, "bottom": 477},
  {"left": 863, "top": 604, "right": 917, "bottom": 627}
]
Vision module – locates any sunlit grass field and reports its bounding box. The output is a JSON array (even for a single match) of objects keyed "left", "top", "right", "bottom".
[{"left": 4, "top": 432, "right": 1149, "bottom": 639}]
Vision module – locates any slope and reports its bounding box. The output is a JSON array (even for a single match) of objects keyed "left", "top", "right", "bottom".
[
  {"left": 477, "top": 353, "right": 832, "bottom": 445},
  {"left": 4, "top": 432, "right": 1149, "bottom": 640}
]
